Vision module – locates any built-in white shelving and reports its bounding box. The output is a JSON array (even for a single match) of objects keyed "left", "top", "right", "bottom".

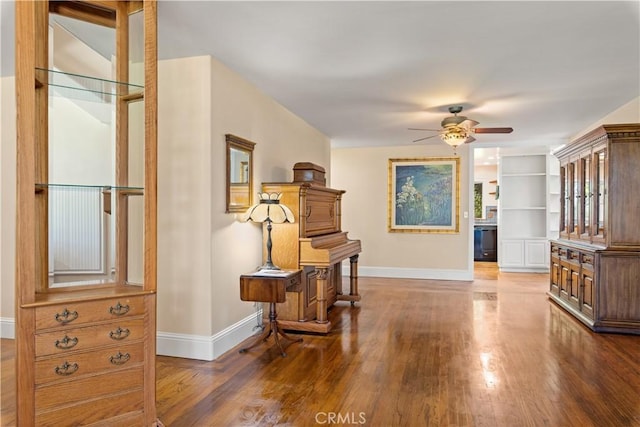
[
  {"left": 547, "top": 155, "right": 561, "bottom": 239},
  {"left": 498, "top": 152, "right": 557, "bottom": 272}
]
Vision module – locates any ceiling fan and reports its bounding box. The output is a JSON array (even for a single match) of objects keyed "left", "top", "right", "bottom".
[{"left": 409, "top": 106, "right": 513, "bottom": 147}]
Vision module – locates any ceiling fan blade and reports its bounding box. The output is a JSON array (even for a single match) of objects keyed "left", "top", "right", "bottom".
[
  {"left": 472, "top": 127, "right": 513, "bottom": 134},
  {"left": 464, "top": 136, "right": 477, "bottom": 144},
  {"left": 412, "top": 134, "right": 439, "bottom": 143},
  {"left": 459, "top": 119, "right": 479, "bottom": 129},
  {"left": 408, "top": 127, "right": 441, "bottom": 132}
]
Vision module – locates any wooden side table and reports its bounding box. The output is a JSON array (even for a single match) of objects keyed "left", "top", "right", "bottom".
[{"left": 239, "top": 269, "right": 303, "bottom": 357}]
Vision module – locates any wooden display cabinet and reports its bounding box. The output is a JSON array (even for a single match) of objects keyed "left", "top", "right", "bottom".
[
  {"left": 549, "top": 124, "right": 640, "bottom": 334},
  {"left": 15, "top": 1, "right": 159, "bottom": 425}
]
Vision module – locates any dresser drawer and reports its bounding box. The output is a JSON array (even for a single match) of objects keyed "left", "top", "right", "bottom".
[
  {"left": 35, "top": 341, "right": 144, "bottom": 385},
  {"left": 35, "top": 317, "right": 144, "bottom": 357},
  {"left": 35, "top": 366, "right": 144, "bottom": 412},
  {"left": 35, "top": 296, "right": 146, "bottom": 330},
  {"left": 36, "top": 387, "right": 144, "bottom": 427}
]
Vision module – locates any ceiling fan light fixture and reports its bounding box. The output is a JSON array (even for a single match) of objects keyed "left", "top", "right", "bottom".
[
  {"left": 441, "top": 129, "right": 468, "bottom": 147},
  {"left": 409, "top": 105, "right": 513, "bottom": 147}
]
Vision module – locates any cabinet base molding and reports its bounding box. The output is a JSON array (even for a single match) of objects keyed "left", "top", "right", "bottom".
[
  {"left": 548, "top": 294, "right": 640, "bottom": 335},
  {"left": 547, "top": 293, "right": 595, "bottom": 330},
  {"left": 276, "top": 319, "right": 332, "bottom": 334}
]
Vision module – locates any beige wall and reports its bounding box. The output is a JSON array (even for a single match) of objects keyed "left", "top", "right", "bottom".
[
  {"left": 331, "top": 144, "right": 473, "bottom": 278},
  {"left": 156, "top": 55, "right": 330, "bottom": 338}
]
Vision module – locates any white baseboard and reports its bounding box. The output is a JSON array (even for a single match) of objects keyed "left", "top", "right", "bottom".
[
  {"left": 156, "top": 310, "right": 262, "bottom": 361},
  {"left": 499, "top": 267, "right": 549, "bottom": 273},
  {"left": 343, "top": 262, "right": 473, "bottom": 281},
  {"left": 1, "top": 317, "right": 15, "bottom": 339}
]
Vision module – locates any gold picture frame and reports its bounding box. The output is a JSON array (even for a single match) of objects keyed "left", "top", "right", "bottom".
[
  {"left": 226, "top": 134, "right": 255, "bottom": 213},
  {"left": 388, "top": 157, "right": 460, "bottom": 233}
]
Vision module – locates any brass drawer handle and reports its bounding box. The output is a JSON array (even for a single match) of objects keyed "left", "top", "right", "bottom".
[
  {"left": 109, "top": 302, "right": 130, "bottom": 316},
  {"left": 110, "top": 351, "right": 131, "bottom": 365},
  {"left": 583, "top": 255, "right": 594, "bottom": 264},
  {"left": 54, "top": 335, "right": 78, "bottom": 350},
  {"left": 55, "top": 308, "right": 78, "bottom": 324},
  {"left": 55, "top": 361, "right": 78, "bottom": 376},
  {"left": 109, "top": 327, "right": 131, "bottom": 341}
]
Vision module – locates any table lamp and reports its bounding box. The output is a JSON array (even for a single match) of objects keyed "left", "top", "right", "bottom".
[{"left": 241, "top": 192, "right": 294, "bottom": 270}]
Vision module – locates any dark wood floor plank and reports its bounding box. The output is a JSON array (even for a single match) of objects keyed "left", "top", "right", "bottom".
[{"left": 2, "top": 264, "right": 640, "bottom": 426}]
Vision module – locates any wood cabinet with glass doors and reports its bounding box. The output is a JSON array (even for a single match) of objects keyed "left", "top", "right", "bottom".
[
  {"left": 15, "top": 1, "right": 159, "bottom": 425},
  {"left": 549, "top": 124, "right": 640, "bottom": 334}
]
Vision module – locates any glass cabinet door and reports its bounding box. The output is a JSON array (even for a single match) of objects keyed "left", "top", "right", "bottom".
[
  {"left": 559, "top": 165, "right": 568, "bottom": 239},
  {"left": 592, "top": 148, "right": 607, "bottom": 244},
  {"left": 568, "top": 161, "right": 579, "bottom": 239},
  {"left": 44, "top": 5, "right": 146, "bottom": 289},
  {"left": 580, "top": 154, "right": 591, "bottom": 240}
]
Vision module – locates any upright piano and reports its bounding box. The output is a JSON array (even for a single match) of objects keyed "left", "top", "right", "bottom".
[{"left": 262, "top": 162, "right": 362, "bottom": 333}]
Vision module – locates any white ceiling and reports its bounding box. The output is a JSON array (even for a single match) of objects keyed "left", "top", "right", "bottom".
[{"left": 2, "top": 1, "right": 639, "bottom": 153}]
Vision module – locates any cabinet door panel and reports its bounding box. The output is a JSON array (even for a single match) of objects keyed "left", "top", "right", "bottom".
[
  {"left": 581, "top": 268, "right": 595, "bottom": 319},
  {"left": 525, "top": 240, "right": 548, "bottom": 267},
  {"left": 550, "top": 249, "right": 561, "bottom": 296},
  {"left": 569, "top": 264, "right": 580, "bottom": 308},
  {"left": 560, "top": 261, "right": 570, "bottom": 300},
  {"left": 501, "top": 240, "right": 524, "bottom": 266}
]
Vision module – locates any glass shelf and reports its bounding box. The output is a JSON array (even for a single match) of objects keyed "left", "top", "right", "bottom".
[
  {"left": 36, "top": 67, "right": 144, "bottom": 100},
  {"left": 36, "top": 183, "right": 144, "bottom": 194}
]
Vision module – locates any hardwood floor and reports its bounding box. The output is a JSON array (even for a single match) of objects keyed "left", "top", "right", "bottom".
[{"left": 3, "top": 263, "right": 640, "bottom": 426}]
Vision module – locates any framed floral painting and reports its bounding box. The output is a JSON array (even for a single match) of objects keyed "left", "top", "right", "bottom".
[{"left": 388, "top": 157, "right": 460, "bottom": 233}]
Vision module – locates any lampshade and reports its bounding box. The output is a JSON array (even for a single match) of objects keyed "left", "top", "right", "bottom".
[
  {"left": 241, "top": 193, "right": 295, "bottom": 224},
  {"left": 241, "top": 192, "right": 294, "bottom": 270},
  {"left": 441, "top": 128, "right": 469, "bottom": 147}
]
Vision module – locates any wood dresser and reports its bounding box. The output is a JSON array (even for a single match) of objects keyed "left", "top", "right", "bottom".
[
  {"left": 15, "top": 1, "right": 160, "bottom": 424},
  {"left": 549, "top": 124, "right": 640, "bottom": 334},
  {"left": 262, "top": 163, "right": 362, "bottom": 333}
]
